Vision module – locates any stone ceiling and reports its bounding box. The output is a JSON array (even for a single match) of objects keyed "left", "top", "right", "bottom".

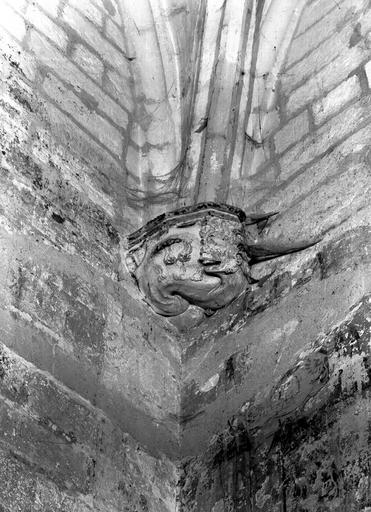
[{"left": 121, "top": 0, "right": 306, "bottom": 221}]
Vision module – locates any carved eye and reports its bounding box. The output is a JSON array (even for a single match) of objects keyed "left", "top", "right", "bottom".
[
  {"left": 178, "top": 253, "right": 190, "bottom": 263},
  {"left": 178, "top": 241, "right": 192, "bottom": 262},
  {"left": 164, "top": 247, "right": 177, "bottom": 265},
  {"left": 153, "top": 238, "right": 182, "bottom": 255},
  {"left": 154, "top": 238, "right": 183, "bottom": 266}
]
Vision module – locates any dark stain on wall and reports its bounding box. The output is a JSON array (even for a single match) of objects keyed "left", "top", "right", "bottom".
[
  {"left": 182, "top": 226, "right": 370, "bottom": 361},
  {"left": 178, "top": 295, "right": 371, "bottom": 511},
  {"left": 349, "top": 22, "right": 363, "bottom": 47}
]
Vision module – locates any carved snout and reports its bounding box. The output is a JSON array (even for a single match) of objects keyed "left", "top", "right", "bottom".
[{"left": 198, "top": 254, "right": 222, "bottom": 266}]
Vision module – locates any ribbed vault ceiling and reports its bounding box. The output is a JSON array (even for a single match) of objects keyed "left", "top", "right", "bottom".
[{"left": 119, "top": 0, "right": 306, "bottom": 222}]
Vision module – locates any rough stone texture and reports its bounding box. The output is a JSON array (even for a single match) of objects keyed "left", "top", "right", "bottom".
[
  {"left": 0, "top": 0, "right": 370, "bottom": 511},
  {"left": 180, "top": 227, "right": 371, "bottom": 454},
  {"left": 274, "top": 110, "right": 310, "bottom": 154},
  {"left": 176, "top": 0, "right": 371, "bottom": 509},
  {"left": 0, "top": 2, "right": 181, "bottom": 509},
  {"left": 0, "top": 343, "right": 177, "bottom": 512},
  {"left": 366, "top": 59, "right": 371, "bottom": 86},
  {"left": 178, "top": 295, "right": 371, "bottom": 511},
  {"left": 312, "top": 75, "right": 362, "bottom": 125}
]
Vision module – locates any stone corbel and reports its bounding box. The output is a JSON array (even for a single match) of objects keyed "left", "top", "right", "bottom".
[{"left": 125, "top": 203, "right": 318, "bottom": 324}]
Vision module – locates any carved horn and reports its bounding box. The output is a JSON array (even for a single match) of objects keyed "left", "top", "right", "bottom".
[
  {"left": 242, "top": 210, "right": 320, "bottom": 263},
  {"left": 246, "top": 238, "right": 320, "bottom": 264},
  {"left": 244, "top": 211, "right": 279, "bottom": 224}
]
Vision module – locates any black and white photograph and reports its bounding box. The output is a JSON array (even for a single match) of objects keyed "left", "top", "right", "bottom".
[{"left": 0, "top": 0, "right": 370, "bottom": 510}]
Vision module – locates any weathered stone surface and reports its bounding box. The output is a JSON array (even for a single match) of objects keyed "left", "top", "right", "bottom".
[
  {"left": 178, "top": 295, "right": 371, "bottom": 511},
  {"left": 126, "top": 204, "right": 252, "bottom": 319},
  {"left": 0, "top": 1, "right": 183, "bottom": 489},
  {"left": 0, "top": 1, "right": 370, "bottom": 510},
  {"left": 179, "top": 226, "right": 371, "bottom": 455},
  {"left": 280, "top": 96, "right": 371, "bottom": 181},
  {"left": 274, "top": 110, "right": 310, "bottom": 154},
  {"left": 126, "top": 203, "right": 321, "bottom": 324},
  {"left": 0, "top": 343, "right": 177, "bottom": 512},
  {"left": 365, "top": 59, "right": 371, "bottom": 87},
  {"left": 312, "top": 75, "right": 362, "bottom": 125}
]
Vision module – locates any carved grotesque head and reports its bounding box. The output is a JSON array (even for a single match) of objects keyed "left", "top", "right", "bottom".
[
  {"left": 126, "top": 203, "right": 318, "bottom": 318},
  {"left": 125, "top": 204, "right": 251, "bottom": 317}
]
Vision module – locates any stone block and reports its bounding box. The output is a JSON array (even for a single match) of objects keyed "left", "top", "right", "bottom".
[
  {"left": 0, "top": 399, "right": 92, "bottom": 493},
  {"left": 130, "top": 122, "right": 146, "bottom": 148},
  {"left": 4, "top": 260, "right": 107, "bottom": 361},
  {"left": 0, "top": 3, "right": 26, "bottom": 41},
  {"left": 69, "top": 0, "right": 104, "bottom": 27},
  {"left": 0, "top": 33, "right": 37, "bottom": 81},
  {"left": 282, "top": 6, "right": 371, "bottom": 98},
  {"left": 273, "top": 164, "right": 370, "bottom": 247},
  {"left": 274, "top": 110, "right": 310, "bottom": 154},
  {"left": 280, "top": 95, "right": 371, "bottom": 180},
  {"left": 285, "top": 43, "right": 370, "bottom": 116},
  {"left": 365, "top": 59, "right": 371, "bottom": 88},
  {"left": 4, "top": 0, "right": 27, "bottom": 12},
  {"left": 126, "top": 145, "right": 143, "bottom": 175},
  {"left": 0, "top": 448, "right": 38, "bottom": 511},
  {"left": 288, "top": 2, "right": 345, "bottom": 67},
  {"left": 105, "top": 18, "right": 126, "bottom": 51},
  {"left": 105, "top": 69, "right": 133, "bottom": 112},
  {"left": 72, "top": 44, "right": 104, "bottom": 83},
  {"left": 312, "top": 75, "right": 362, "bottom": 125},
  {"left": 145, "top": 102, "right": 176, "bottom": 146},
  {"left": 32, "top": 107, "right": 126, "bottom": 218},
  {"left": 63, "top": 6, "right": 129, "bottom": 73},
  {"left": 0, "top": 445, "right": 92, "bottom": 511},
  {"left": 26, "top": 5, "right": 68, "bottom": 50},
  {"left": 101, "top": 0, "right": 122, "bottom": 26},
  {"left": 261, "top": 123, "right": 370, "bottom": 212},
  {"left": 27, "top": 30, "right": 129, "bottom": 129},
  {"left": 32, "top": 0, "right": 60, "bottom": 18},
  {"left": 30, "top": 128, "right": 117, "bottom": 217},
  {"left": 295, "top": 0, "right": 339, "bottom": 37},
  {"left": 42, "top": 72, "right": 123, "bottom": 156},
  {"left": 0, "top": 151, "right": 119, "bottom": 276},
  {"left": 0, "top": 341, "right": 178, "bottom": 511}
]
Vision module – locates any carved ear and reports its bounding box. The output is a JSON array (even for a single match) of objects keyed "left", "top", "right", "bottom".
[{"left": 247, "top": 238, "right": 321, "bottom": 264}]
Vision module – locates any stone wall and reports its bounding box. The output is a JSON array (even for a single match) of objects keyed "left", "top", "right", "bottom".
[
  {"left": 0, "top": 342, "right": 176, "bottom": 511},
  {"left": 0, "top": 1, "right": 180, "bottom": 509},
  {"left": 178, "top": 0, "right": 371, "bottom": 510},
  {"left": 238, "top": 0, "right": 371, "bottom": 223},
  {"left": 0, "top": 0, "right": 370, "bottom": 511}
]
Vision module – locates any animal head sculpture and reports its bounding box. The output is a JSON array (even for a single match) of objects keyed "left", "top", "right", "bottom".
[{"left": 125, "top": 203, "right": 318, "bottom": 318}]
